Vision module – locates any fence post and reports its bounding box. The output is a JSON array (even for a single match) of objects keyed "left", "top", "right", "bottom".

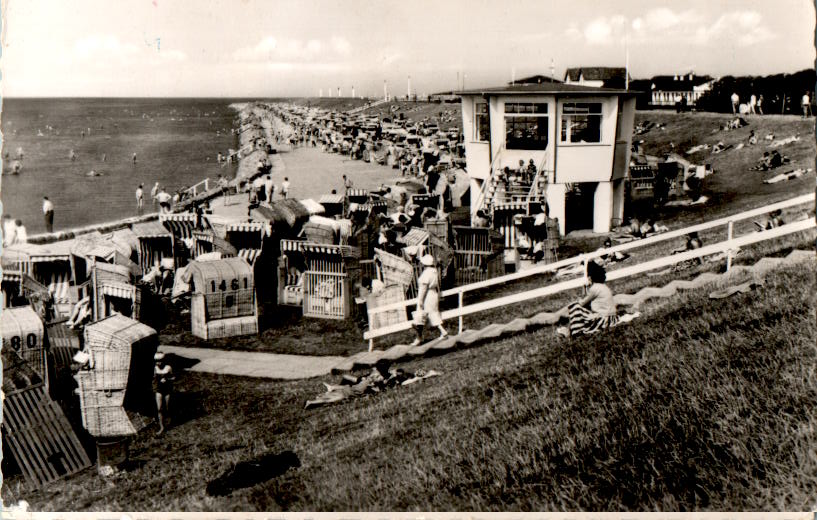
[
  {"left": 205, "top": 178, "right": 210, "bottom": 192},
  {"left": 458, "top": 291, "right": 464, "bottom": 334},
  {"left": 369, "top": 338, "right": 374, "bottom": 352},
  {"left": 726, "top": 220, "right": 734, "bottom": 271},
  {"left": 582, "top": 256, "right": 589, "bottom": 295}
]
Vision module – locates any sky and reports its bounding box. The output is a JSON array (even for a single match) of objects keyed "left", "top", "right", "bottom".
[{"left": 1, "top": 0, "right": 814, "bottom": 97}]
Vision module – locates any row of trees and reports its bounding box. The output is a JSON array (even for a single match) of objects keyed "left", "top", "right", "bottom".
[{"left": 695, "top": 69, "right": 815, "bottom": 114}]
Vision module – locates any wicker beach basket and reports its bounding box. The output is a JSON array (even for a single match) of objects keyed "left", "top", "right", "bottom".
[
  {"left": 374, "top": 248, "right": 415, "bottom": 290},
  {"left": 93, "top": 262, "right": 131, "bottom": 285},
  {"left": 302, "top": 222, "right": 337, "bottom": 245},
  {"left": 76, "top": 371, "right": 125, "bottom": 407},
  {"left": 424, "top": 218, "right": 449, "bottom": 243},
  {"left": 367, "top": 284, "right": 408, "bottom": 330},
  {"left": 1, "top": 306, "right": 46, "bottom": 379},
  {"left": 75, "top": 371, "right": 135, "bottom": 437},
  {"left": 84, "top": 314, "right": 158, "bottom": 391},
  {"left": 187, "top": 257, "right": 256, "bottom": 320}
]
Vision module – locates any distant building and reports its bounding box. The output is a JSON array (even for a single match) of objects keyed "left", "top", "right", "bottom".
[
  {"left": 458, "top": 82, "right": 637, "bottom": 234},
  {"left": 428, "top": 91, "right": 461, "bottom": 103},
  {"left": 510, "top": 74, "right": 562, "bottom": 85},
  {"left": 649, "top": 73, "right": 715, "bottom": 107},
  {"left": 564, "top": 67, "right": 631, "bottom": 89}
]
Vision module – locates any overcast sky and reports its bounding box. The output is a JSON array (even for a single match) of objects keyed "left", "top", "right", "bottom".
[{"left": 2, "top": 0, "right": 814, "bottom": 97}]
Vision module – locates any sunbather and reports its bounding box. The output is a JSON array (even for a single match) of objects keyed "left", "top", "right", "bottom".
[
  {"left": 305, "top": 361, "right": 440, "bottom": 409},
  {"left": 557, "top": 261, "right": 618, "bottom": 338},
  {"left": 596, "top": 238, "right": 630, "bottom": 266},
  {"left": 763, "top": 168, "right": 809, "bottom": 184}
]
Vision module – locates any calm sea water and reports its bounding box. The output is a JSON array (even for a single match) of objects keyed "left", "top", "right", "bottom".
[{"left": 1, "top": 98, "right": 246, "bottom": 233}]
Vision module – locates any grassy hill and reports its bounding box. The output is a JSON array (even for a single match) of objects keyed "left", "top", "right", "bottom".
[
  {"left": 12, "top": 254, "right": 816, "bottom": 511},
  {"left": 631, "top": 110, "right": 815, "bottom": 226}
]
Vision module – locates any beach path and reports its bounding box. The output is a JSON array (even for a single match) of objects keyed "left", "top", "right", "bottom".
[
  {"left": 160, "top": 345, "right": 345, "bottom": 380},
  {"left": 274, "top": 146, "right": 404, "bottom": 201}
]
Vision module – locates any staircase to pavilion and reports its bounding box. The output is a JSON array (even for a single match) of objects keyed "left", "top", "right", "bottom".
[{"left": 472, "top": 147, "right": 551, "bottom": 219}]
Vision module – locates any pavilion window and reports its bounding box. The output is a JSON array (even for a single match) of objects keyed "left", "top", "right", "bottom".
[
  {"left": 474, "top": 102, "right": 489, "bottom": 142},
  {"left": 504, "top": 102, "right": 548, "bottom": 150},
  {"left": 561, "top": 102, "right": 602, "bottom": 143}
]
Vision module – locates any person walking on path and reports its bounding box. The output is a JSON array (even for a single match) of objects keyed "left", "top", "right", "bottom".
[
  {"left": 42, "top": 196, "right": 54, "bottom": 233},
  {"left": 153, "top": 351, "right": 174, "bottom": 435},
  {"left": 757, "top": 95, "right": 764, "bottom": 115},
  {"left": 264, "top": 174, "right": 275, "bottom": 202},
  {"left": 132, "top": 152, "right": 138, "bottom": 164},
  {"left": 136, "top": 184, "right": 144, "bottom": 213},
  {"left": 410, "top": 254, "right": 448, "bottom": 346},
  {"left": 749, "top": 94, "right": 757, "bottom": 114},
  {"left": 342, "top": 174, "right": 353, "bottom": 194},
  {"left": 802, "top": 92, "right": 811, "bottom": 118},
  {"left": 730, "top": 92, "right": 739, "bottom": 114},
  {"left": 281, "top": 177, "right": 290, "bottom": 199}
]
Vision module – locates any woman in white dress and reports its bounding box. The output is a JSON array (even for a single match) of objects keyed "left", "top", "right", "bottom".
[{"left": 411, "top": 254, "right": 448, "bottom": 346}]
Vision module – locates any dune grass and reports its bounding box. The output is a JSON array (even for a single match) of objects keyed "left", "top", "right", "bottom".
[{"left": 10, "top": 258, "right": 815, "bottom": 511}]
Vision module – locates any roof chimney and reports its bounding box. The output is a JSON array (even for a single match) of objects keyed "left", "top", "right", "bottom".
[
  {"left": 689, "top": 72, "right": 693, "bottom": 81},
  {"left": 674, "top": 74, "right": 678, "bottom": 81}
]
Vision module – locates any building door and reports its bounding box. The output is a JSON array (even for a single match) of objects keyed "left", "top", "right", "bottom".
[{"left": 564, "top": 182, "right": 597, "bottom": 234}]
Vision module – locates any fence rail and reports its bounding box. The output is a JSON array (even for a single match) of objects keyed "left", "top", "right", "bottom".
[
  {"left": 185, "top": 178, "right": 211, "bottom": 198},
  {"left": 364, "top": 192, "right": 815, "bottom": 345}
]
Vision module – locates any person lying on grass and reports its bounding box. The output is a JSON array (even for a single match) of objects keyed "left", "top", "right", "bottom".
[
  {"left": 304, "top": 360, "right": 440, "bottom": 409},
  {"left": 557, "top": 261, "right": 618, "bottom": 338},
  {"left": 596, "top": 238, "right": 630, "bottom": 266}
]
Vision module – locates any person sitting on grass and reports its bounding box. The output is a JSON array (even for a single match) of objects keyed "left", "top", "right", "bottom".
[
  {"left": 154, "top": 351, "right": 174, "bottom": 435},
  {"left": 671, "top": 232, "right": 704, "bottom": 268},
  {"left": 755, "top": 209, "right": 785, "bottom": 230},
  {"left": 557, "top": 261, "right": 618, "bottom": 338}
]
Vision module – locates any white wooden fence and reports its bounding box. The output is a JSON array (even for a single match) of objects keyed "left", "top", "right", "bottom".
[{"left": 364, "top": 193, "right": 815, "bottom": 348}]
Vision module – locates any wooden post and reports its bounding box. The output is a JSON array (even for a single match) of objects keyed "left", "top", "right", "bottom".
[
  {"left": 458, "top": 291, "right": 464, "bottom": 334},
  {"left": 204, "top": 178, "right": 210, "bottom": 192},
  {"left": 91, "top": 259, "right": 98, "bottom": 321},
  {"left": 582, "top": 257, "right": 589, "bottom": 295},
  {"left": 726, "top": 221, "right": 734, "bottom": 271}
]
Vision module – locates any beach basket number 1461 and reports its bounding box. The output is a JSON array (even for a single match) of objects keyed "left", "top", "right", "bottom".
[{"left": 211, "top": 278, "right": 249, "bottom": 308}]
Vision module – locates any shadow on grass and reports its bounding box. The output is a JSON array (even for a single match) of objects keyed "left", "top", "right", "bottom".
[
  {"left": 206, "top": 450, "right": 301, "bottom": 497},
  {"left": 170, "top": 390, "right": 207, "bottom": 428}
]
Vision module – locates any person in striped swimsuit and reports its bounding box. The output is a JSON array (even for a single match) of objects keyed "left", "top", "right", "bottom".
[{"left": 558, "top": 261, "right": 618, "bottom": 338}]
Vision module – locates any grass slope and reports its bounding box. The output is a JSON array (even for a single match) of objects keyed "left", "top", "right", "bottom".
[
  {"left": 11, "top": 259, "right": 816, "bottom": 511},
  {"left": 631, "top": 111, "right": 815, "bottom": 226}
]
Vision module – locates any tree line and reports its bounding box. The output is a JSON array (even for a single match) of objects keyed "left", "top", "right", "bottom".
[{"left": 695, "top": 69, "right": 815, "bottom": 114}]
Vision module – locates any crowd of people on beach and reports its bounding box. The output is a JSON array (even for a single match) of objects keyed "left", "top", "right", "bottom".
[{"left": 269, "top": 102, "right": 464, "bottom": 181}]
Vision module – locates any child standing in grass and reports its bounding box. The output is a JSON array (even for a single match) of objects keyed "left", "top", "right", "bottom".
[
  {"left": 558, "top": 261, "right": 618, "bottom": 338},
  {"left": 154, "top": 351, "right": 174, "bottom": 435}
]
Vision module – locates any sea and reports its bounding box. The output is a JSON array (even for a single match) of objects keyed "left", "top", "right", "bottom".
[
  {"left": 0, "top": 97, "right": 421, "bottom": 236},
  {"left": 1, "top": 98, "right": 247, "bottom": 234}
]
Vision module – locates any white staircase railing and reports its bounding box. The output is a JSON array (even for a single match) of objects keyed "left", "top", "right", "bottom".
[
  {"left": 526, "top": 154, "right": 550, "bottom": 204},
  {"left": 472, "top": 144, "right": 505, "bottom": 219}
]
